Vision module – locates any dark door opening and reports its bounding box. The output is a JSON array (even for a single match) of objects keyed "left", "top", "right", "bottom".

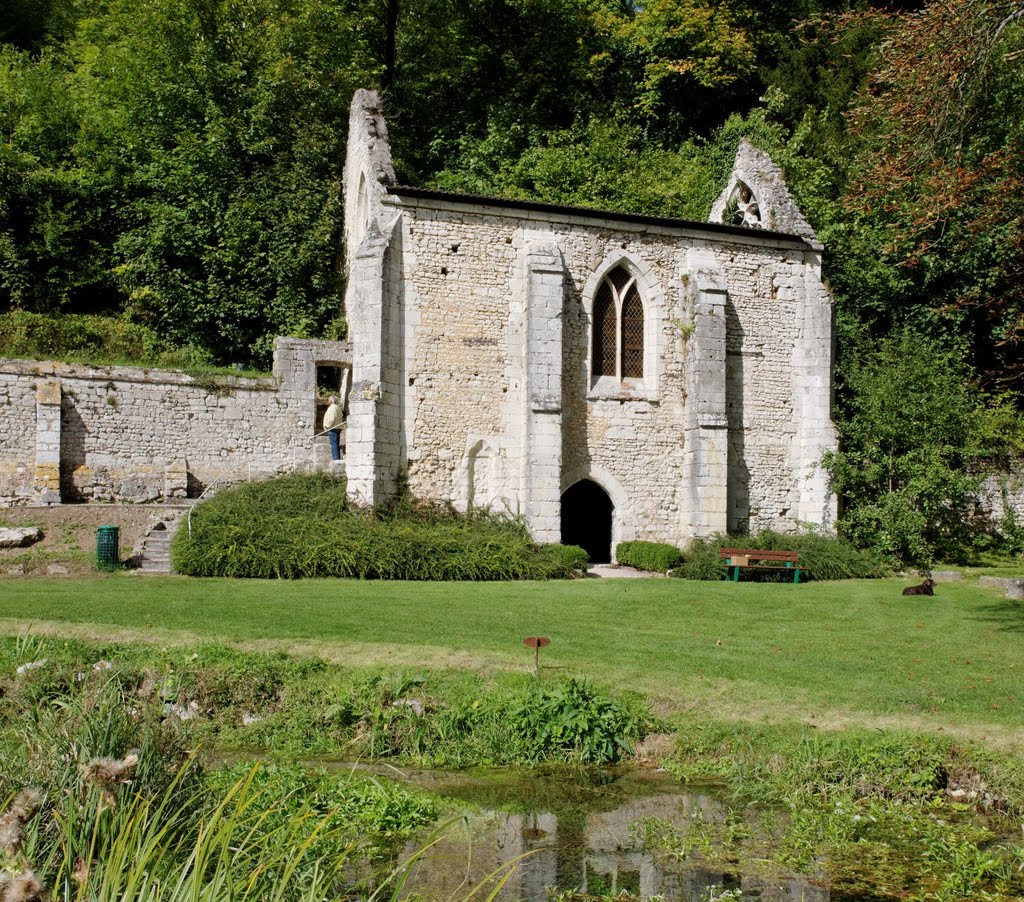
[{"left": 560, "top": 480, "right": 613, "bottom": 563}]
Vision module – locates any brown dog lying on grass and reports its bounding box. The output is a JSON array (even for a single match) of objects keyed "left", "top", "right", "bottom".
[{"left": 902, "top": 578, "right": 935, "bottom": 596}]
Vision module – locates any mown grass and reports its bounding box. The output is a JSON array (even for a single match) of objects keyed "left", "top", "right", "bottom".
[{"left": 0, "top": 575, "right": 1021, "bottom": 741}]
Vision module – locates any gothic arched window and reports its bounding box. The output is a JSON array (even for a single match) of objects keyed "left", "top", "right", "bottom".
[{"left": 591, "top": 265, "right": 644, "bottom": 382}]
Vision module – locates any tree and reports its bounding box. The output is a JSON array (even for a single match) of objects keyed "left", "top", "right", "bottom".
[
  {"left": 0, "top": 46, "right": 116, "bottom": 312},
  {"left": 839, "top": 0, "right": 1024, "bottom": 388},
  {"left": 81, "top": 0, "right": 374, "bottom": 364},
  {"left": 822, "top": 330, "right": 1023, "bottom": 565},
  {"left": 616, "top": 0, "right": 757, "bottom": 138}
]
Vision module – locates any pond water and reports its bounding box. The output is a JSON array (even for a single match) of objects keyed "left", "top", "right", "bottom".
[{"left": 334, "top": 763, "right": 834, "bottom": 901}]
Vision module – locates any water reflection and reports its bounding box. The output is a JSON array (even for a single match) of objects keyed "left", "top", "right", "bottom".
[{"left": 368, "top": 766, "right": 831, "bottom": 901}]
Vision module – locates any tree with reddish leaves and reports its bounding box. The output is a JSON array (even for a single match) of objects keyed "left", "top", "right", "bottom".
[{"left": 839, "top": 0, "right": 1024, "bottom": 389}]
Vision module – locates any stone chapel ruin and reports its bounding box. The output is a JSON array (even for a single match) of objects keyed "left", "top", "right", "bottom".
[
  {"left": 0, "top": 88, "right": 839, "bottom": 562},
  {"left": 342, "top": 90, "right": 838, "bottom": 560}
]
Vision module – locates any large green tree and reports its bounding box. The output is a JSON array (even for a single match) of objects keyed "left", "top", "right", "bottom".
[
  {"left": 100, "top": 0, "right": 376, "bottom": 364},
  {"left": 2, "top": 0, "right": 376, "bottom": 365},
  {"left": 823, "top": 332, "right": 993, "bottom": 565}
]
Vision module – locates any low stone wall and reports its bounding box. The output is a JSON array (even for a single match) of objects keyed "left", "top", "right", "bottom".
[{"left": 0, "top": 337, "right": 351, "bottom": 505}]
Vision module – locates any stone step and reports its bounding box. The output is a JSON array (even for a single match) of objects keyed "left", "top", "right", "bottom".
[{"left": 134, "top": 512, "right": 187, "bottom": 575}]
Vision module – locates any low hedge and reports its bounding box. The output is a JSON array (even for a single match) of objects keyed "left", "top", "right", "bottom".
[
  {"left": 675, "top": 530, "right": 888, "bottom": 581},
  {"left": 616, "top": 540, "right": 683, "bottom": 573},
  {"left": 172, "top": 473, "right": 588, "bottom": 580}
]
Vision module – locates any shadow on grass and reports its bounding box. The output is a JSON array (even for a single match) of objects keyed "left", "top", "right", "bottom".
[{"left": 973, "top": 597, "right": 1024, "bottom": 632}]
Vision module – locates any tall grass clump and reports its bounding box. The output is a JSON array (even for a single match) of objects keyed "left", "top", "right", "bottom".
[
  {"left": 0, "top": 637, "right": 446, "bottom": 900},
  {"left": 674, "top": 530, "right": 888, "bottom": 581},
  {"left": 2, "top": 760, "right": 383, "bottom": 901},
  {"left": 173, "top": 473, "right": 588, "bottom": 579},
  {"left": 615, "top": 541, "right": 682, "bottom": 572}
]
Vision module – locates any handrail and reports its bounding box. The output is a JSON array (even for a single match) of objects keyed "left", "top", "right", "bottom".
[{"left": 187, "top": 425, "right": 343, "bottom": 536}]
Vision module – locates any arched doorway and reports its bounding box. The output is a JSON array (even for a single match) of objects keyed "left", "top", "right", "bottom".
[{"left": 560, "top": 480, "right": 613, "bottom": 563}]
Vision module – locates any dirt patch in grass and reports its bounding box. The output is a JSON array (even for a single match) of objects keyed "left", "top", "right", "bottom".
[{"left": 0, "top": 503, "right": 185, "bottom": 577}]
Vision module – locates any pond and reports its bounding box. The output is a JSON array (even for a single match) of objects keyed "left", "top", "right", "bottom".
[{"left": 331, "top": 762, "right": 834, "bottom": 901}]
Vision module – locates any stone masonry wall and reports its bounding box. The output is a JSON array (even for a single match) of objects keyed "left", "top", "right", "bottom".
[
  {"left": 979, "top": 471, "right": 1024, "bottom": 527},
  {"left": 722, "top": 250, "right": 801, "bottom": 531},
  {"left": 0, "top": 373, "right": 40, "bottom": 503},
  {"left": 0, "top": 337, "right": 350, "bottom": 506},
  {"left": 341, "top": 89, "right": 837, "bottom": 546},
  {"left": 382, "top": 192, "right": 823, "bottom": 544}
]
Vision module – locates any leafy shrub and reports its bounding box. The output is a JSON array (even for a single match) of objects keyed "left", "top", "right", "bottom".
[
  {"left": 0, "top": 309, "right": 219, "bottom": 370},
  {"left": 774, "top": 529, "right": 888, "bottom": 580},
  {"left": 616, "top": 540, "right": 683, "bottom": 572},
  {"left": 173, "top": 473, "right": 583, "bottom": 579},
  {"left": 534, "top": 543, "right": 590, "bottom": 577},
  {"left": 674, "top": 530, "right": 886, "bottom": 581},
  {"left": 675, "top": 538, "right": 726, "bottom": 581},
  {"left": 510, "top": 678, "right": 653, "bottom": 764}
]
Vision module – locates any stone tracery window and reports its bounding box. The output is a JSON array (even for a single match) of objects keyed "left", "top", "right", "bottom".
[
  {"left": 724, "top": 180, "right": 762, "bottom": 228},
  {"left": 591, "top": 264, "right": 645, "bottom": 382}
]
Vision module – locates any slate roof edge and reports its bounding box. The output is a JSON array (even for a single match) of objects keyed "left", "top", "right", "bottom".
[{"left": 385, "top": 185, "right": 818, "bottom": 249}]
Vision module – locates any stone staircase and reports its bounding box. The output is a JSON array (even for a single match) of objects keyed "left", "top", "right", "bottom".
[{"left": 133, "top": 504, "right": 194, "bottom": 575}]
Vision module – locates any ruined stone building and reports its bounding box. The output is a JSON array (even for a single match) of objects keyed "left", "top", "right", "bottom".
[
  {"left": 342, "top": 90, "right": 838, "bottom": 560},
  {"left": 0, "top": 89, "right": 839, "bottom": 562}
]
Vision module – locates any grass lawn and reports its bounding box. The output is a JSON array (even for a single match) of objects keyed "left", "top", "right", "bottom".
[{"left": 1, "top": 575, "right": 1021, "bottom": 746}]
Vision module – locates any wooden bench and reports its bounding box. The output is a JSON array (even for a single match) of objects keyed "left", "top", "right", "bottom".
[{"left": 719, "top": 548, "right": 801, "bottom": 583}]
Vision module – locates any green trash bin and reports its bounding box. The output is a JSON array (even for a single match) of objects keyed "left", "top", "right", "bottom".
[{"left": 96, "top": 525, "right": 120, "bottom": 571}]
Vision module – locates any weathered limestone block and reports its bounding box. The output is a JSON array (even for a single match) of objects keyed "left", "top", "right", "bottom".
[
  {"left": 681, "top": 249, "right": 729, "bottom": 539},
  {"left": 520, "top": 237, "right": 566, "bottom": 542},
  {"left": 164, "top": 459, "right": 189, "bottom": 499},
  {"left": 0, "top": 526, "right": 42, "bottom": 548},
  {"left": 930, "top": 570, "right": 962, "bottom": 583},
  {"left": 710, "top": 139, "right": 818, "bottom": 243}
]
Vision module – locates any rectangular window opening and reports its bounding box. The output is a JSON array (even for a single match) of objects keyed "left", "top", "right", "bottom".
[{"left": 314, "top": 364, "right": 348, "bottom": 435}]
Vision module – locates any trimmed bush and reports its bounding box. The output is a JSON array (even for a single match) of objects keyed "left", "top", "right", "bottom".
[
  {"left": 172, "top": 473, "right": 586, "bottom": 580},
  {"left": 534, "top": 543, "right": 591, "bottom": 577},
  {"left": 616, "top": 540, "right": 683, "bottom": 572},
  {"left": 675, "top": 530, "right": 888, "bottom": 581}
]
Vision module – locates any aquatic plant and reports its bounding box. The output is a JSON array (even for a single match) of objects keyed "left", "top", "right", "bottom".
[{"left": 511, "top": 678, "right": 653, "bottom": 764}]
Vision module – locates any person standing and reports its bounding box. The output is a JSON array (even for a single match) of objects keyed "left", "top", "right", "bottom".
[{"left": 323, "top": 396, "right": 343, "bottom": 462}]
